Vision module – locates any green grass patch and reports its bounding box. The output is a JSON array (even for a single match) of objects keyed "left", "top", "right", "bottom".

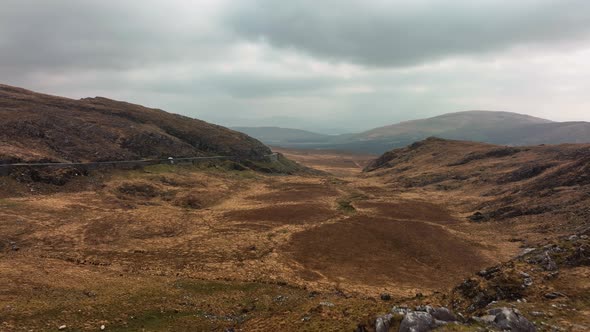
[{"left": 0, "top": 198, "right": 21, "bottom": 208}]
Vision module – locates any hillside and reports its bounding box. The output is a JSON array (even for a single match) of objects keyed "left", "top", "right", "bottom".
[
  {"left": 364, "top": 137, "right": 590, "bottom": 231},
  {"left": 357, "top": 111, "right": 590, "bottom": 148},
  {"left": 232, "top": 126, "right": 329, "bottom": 145},
  {"left": 0, "top": 84, "right": 271, "bottom": 163}
]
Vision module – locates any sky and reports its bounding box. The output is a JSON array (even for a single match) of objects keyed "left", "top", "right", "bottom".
[{"left": 1, "top": 0, "right": 590, "bottom": 133}]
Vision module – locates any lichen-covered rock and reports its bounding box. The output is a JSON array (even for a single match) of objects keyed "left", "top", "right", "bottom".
[{"left": 399, "top": 311, "right": 436, "bottom": 332}]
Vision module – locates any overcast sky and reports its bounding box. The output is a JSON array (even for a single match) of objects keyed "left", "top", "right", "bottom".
[{"left": 1, "top": 0, "right": 590, "bottom": 133}]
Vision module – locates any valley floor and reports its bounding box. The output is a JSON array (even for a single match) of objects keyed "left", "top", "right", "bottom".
[{"left": 0, "top": 149, "right": 587, "bottom": 331}]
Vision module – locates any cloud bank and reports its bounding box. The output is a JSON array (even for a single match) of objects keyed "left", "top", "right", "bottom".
[{"left": 1, "top": 0, "right": 590, "bottom": 132}]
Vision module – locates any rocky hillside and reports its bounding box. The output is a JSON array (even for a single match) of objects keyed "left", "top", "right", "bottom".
[
  {"left": 361, "top": 137, "right": 590, "bottom": 331},
  {"left": 364, "top": 137, "right": 590, "bottom": 234},
  {"left": 364, "top": 228, "right": 590, "bottom": 331},
  {"left": 0, "top": 84, "right": 271, "bottom": 163}
]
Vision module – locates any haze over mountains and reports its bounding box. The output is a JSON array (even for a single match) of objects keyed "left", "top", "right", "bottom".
[{"left": 234, "top": 111, "right": 590, "bottom": 154}]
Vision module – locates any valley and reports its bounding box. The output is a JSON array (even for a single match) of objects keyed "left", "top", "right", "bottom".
[{"left": 2, "top": 140, "right": 589, "bottom": 331}]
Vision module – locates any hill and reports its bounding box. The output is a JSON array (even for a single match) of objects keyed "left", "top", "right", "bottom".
[
  {"left": 0, "top": 84, "right": 271, "bottom": 163},
  {"left": 364, "top": 137, "right": 590, "bottom": 226},
  {"left": 232, "top": 126, "right": 329, "bottom": 145},
  {"left": 248, "top": 111, "right": 590, "bottom": 154},
  {"left": 359, "top": 111, "right": 552, "bottom": 140}
]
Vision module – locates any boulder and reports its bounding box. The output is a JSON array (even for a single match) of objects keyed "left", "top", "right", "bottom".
[
  {"left": 399, "top": 312, "right": 437, "bottom": 332},
  {"left": 488, "top": 308, "right": 536, "bottom": 332},
  {"left": 429, "top": 307, "right": 457, "bottom": 322}
]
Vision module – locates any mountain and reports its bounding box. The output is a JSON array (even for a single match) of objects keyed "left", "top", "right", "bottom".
[
  {"left": 0, "top": 84, "right": 271, "bottom": 163},
  {"left": 232, "top": 126, "right": 329, "bottom": 145},
  {"left": 244, "top": 111, "right": 590, "bottom": 154},
  {"left": 358, "top": 111, "right": 552, "bottom": 140}
]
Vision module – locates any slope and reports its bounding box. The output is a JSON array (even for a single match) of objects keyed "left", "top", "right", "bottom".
[{"left": 0, "top": 84, "right": 271, "bottom": 163}]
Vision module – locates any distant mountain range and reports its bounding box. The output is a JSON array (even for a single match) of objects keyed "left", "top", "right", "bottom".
[
  {"left": 232, "top": 127, "right": 329, "bottom": 145},
  {"left": 234, "top": 111, "right": 590, "bottom": 154}
]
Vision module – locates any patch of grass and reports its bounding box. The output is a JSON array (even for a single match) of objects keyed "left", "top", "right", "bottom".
[
  {"left": 174, "top": 280, "right": 262, "bottom": 295},
  {"left": 337, "top": 199, "right": 356, "bottom": 213},
  {"left": 0, "top": 198, "right": 21, "bottom": 208},
  {"left": 347, "top": 191, "right": 369, "bottom": 201}
]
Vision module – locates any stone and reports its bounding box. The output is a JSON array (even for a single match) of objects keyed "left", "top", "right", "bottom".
[
  {"left": 541, "top": 252, "right": 558, "bottom": 271},
  {"left": 477, "top": 266, "right": 500, "bottom": 279},
  {"left": 429, "top": 307, "right": 457, "bottom": 322},
  {"left": 544, "top": 292, "right": 565, "bottom": 299},
  {"left": 58, "top": 325, "right": 67, "bottom": 330},
  {"left": 415, "top": 305, "right": 433, "bottom": 312},
  {"left": 487, "top": 307, "right": 536, "bottom": 332},
  {"left": 375, "top": 313, "right": 393, "bottom": 332},
  {"left": 380, "top": 293, "right": 391, "bottom": 301},
  {"left": 391, "top": 305, "right": 411, "bottom": 316},
  {"left": 469, "top": 212, "right": 488, "bottom": 222},
  {"left": 399, "top": 311, "right": 437, "bottom": 332}
]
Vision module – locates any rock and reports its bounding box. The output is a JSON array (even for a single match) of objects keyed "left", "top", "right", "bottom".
[
  {"left": 568, "top": 235, "right": 579, "bottom": 241},
  {"left": 541, "top": 251, "right": 558, "bottom": 271},
  {"left": 519, "top": 248, "right": 537, "bottom": 256},
  {"left": 471, "top": 315, "right": 496, "bottom": 324},
  {"left": 523, "top": 277, "right": 533, "bottom": 287},
  {"left": 375, "top": 313, "right": 393, "bottom": 332},
  {"left": 274, "top": 295, "right": 287, "bottom": 302},
  {"left": 58, "top": 325, "right": 67, "bottom": 330},
  {"left": 429, "top": 307, "right": 457, "bottom": 322},
  {"left": 319, "top": 301, "right": 334, "bottom": 307},
  {"left": 544, "top": 292, "right": 565, "bottom": 299},
  {"left": 391, "top": 305, "right": 411, "bottom": 316},
  {"left": 477, "top": 266, "right": 500, "bottom": 279},
  {"left": 487, "top": 307, "right": 536, "bottom": 332},
  {"left": 100, "top": 325, "right": 105, "bottom": 331},
  {"left": 469, "top": 212, "right": 488, "bottom": 222},
  {"left": 399, "top": 311, "right": 437, "bottom": 332},
  {"left": 380, "top": 293, "right": 392, "bottom": 301},
  {"left": 415, "top": 305, "right": 433, "bottom": 312},
  {"left": 9, "top": 241, "right": 19, "bottom": 251}
]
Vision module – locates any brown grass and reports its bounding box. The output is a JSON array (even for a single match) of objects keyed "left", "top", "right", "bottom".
[{"left": 283, "top": 216, "right": 491, "bottom": 289}]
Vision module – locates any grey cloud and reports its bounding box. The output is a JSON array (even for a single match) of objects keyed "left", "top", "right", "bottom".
[
  {"left": 0, "top": 0, "right": 589, "bottom": 132},
  {"left": 228, "top": 0, "right": 590, "bottom": 67},
  {"left": 0, "top": 0, "right": 231, "bottom": 71}
]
